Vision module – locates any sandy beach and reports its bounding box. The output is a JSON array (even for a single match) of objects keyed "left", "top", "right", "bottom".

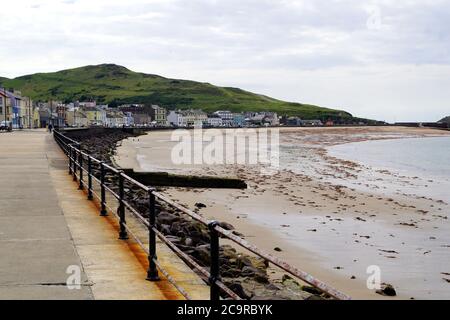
[{"left": 114, "top": 126, "right": 450, "bottom": 300}]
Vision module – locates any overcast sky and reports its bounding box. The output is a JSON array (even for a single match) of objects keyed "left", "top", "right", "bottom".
[{"left": 1, "top": 0, "right": 449, "bottom": 122}]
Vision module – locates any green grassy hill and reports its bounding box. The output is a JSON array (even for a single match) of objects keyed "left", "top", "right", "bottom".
[{"left": 0, "top": 64, "right": 353, "bottom": 120}]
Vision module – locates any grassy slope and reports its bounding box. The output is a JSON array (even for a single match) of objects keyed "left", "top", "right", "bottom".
[{"left": 1, "top": 64, "right": 353, "bottom": 119}]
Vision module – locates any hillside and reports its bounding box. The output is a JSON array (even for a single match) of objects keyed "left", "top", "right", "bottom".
[
  {"left": 439, "top": 116, "right": 450, "bottom": 124},
  {"left": 0, "top": 64, "right": 353, "bottom": 120}
]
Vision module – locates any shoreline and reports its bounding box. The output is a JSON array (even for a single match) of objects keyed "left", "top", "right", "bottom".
[{"left": 114, "top": 127, "right": 450, "bottom": 300}]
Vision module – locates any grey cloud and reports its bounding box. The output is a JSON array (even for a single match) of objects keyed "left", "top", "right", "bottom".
[{"left": 0, "top": 0, "right": 449, "bottom": 121}]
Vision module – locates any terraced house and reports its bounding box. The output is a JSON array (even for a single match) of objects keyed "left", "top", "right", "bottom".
[
  {"left": 149, "top": 105, "right": 167, "bottom": 126},
  {"left": 168, "top": 109, "right": 207, "bottom": 127},
  {"left": 66, "top": 109, "right": 88, "bottom": 127},
  {"left": 0, "top": 90, "right": 10, "bottom": 123},
  {"left": 19, "top": 96, "right": 34, "bottom": 129},
  {"left": 83, "top": 106, "right": 107, "bottom": 126},
  {"left": 3, "top": 90, "right": 20, "bottom": 128},
  {"left": 0, "top": 88, "right": 34, "bottom": 128},
  {"left": 105, "top": 110, "right": 126, "bottom": 127}
]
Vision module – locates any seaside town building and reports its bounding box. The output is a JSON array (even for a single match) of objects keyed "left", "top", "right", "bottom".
[
  {"left": 38, "top": 109, "right": 51, "bottom": 128},
  {"left": 149, "top": 105, "right": 168, "bottom": 126},
  {"left": 206, "top": 115, "right": 223, "bottom": 127},
  {"left": 1, "top": 90, "right": 315, "bottom": 130},
  {"left": 32, "top": 107, "right": 40, "bottom": 128},
  {"left": 213, "top": 110, "right": 234, "bottom": 126},
  {"left": 168, "top": 109, "right": 207, "bottom": 127},
  {"left": 78, "top": 101, "right": 97, "bottom": 108},
  {"left": 244, "top": 112, "right": 279, "bottom": 126},
  {"left": 167, "top": 110, "right": 184, "bottom": 127},
  {"left": 132, "top": 113, "right": 152, "bottom": 126},
  {"left": 184, "top": 109, "right": 207, "bottom": 127},
  {"left": 233, "top": 113, "right": 245, "bottom": 127},
  {"left": 0, "top": 90, "right": 11, "bottom": 124},
  {"left": 302, "top": 119, "right": 323, "bottom": 127},
  {"left": 105, "top": 111, "right": 126, "bottom": 127},
  {"left": 119, "top": 104, "right": 151, "bottom": 126},
  {"left": 83, "top": 106, "right": 107, "bottom": 126},
  {"left": 6, "top": 90, "right": 21, "bottom": 128},
  {"left": 123, "top": 112, "right": 134, "bottom": 127},
  {"left": 282, "top": 116, "right": 303, "bottom": 126},
  {"left": 19, "top": 96, "right": 34, "bottom": 129},
  {"left": 0, "top": 88, "right": 34, "bottom": 128},
  {"left": 55, "top": 104, "right": 67, "bottom": 128},
  {"left": 66, "top": 109, "right": 88, "bottom": 127}
]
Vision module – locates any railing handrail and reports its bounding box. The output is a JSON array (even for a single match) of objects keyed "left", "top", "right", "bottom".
[
  {"left": 52, "top": 129, "right": 351, "bottom": 301},
  {"left": 54, "top": 129, "right": 80, "bottom": 146}
]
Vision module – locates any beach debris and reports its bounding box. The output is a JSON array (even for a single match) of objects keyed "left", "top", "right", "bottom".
[
  {"left": 281, "top": 224, "right": 290, "bottom": 228},
  {"left": 378, "top": 249, "right": 399, "bottom": 255},
  {"left": 351, "top": 276, "right": 356, "bottom": 280},
  {"left": 232, "top": 230, "right": 245, "bottom": 238},
  {"left": 307, "top": 229, "right": 317, "bottom": 232},
  {"left": 195, "top": 202, "right": 207, "bottom": 209},
  {"left": 274, "top": 247, "right": 283, "bottom": 252},
  {"left": 442, "top": 278, "right": 450, "bottom": 284},
  {"left": 376, "top": 283, "right": 397, "bottom": 297},
  {"left": 355, "top": 217, "right": 367, "bottom": 222},
  {"left": 334, "top": 266, "right": 343, "bottom": 270},
  {"left": 218, "top": 221, "right": 235, "bottom": 231},
  {"left": 398, "top": 222, "right": 417, "bottom": 228},
  {"left": 301, "top": 285, "right": 323, "bottom": 296}
]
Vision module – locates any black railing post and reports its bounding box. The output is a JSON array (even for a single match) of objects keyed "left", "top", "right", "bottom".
[
  {"left": 87, "top": 156, "right": 93, "bottom": 200},
  {"left": 100, "top": 162, "right": 108, "bottom": 216},
  {"left": 72, "top": 148, "right": 77, "bottom": 182},
  {"left": 78, "top": 152, "right": 84, "bottom": 190},
  {"left": 147, "top": 189, "right": 159, "bottom": 281},
  {"left": 68, "top": 145, "right": 73, "bottom": 175},
  {"left": 208, "top": 221, "right": 221, "bottom": 301},
  {"left": 118, "top": 172, "right": 128, "bottom": 240}
]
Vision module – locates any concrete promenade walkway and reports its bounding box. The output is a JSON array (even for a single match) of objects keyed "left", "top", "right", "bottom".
[{"left": 0, "top": 130, "right": 209, "bottom": 300}]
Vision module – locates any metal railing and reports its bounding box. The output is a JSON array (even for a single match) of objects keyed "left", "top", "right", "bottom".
[{"left": 53, "top": 129, "right": 351, "bottom": 301}]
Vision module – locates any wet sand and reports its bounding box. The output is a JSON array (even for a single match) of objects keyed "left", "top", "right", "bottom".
[{"left": 114, "top": 127, "right": 450, "bottom": 300}]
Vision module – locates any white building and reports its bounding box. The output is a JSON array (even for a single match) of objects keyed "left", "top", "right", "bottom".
[
  {"left": 123, "top": 112, "right": 134, "bottom": 127},
  {"left": 105, "top": 111, "right": 125, "bottom": 127},
  {"left": 214, "top": 110, "right": 234, "bottom": 126},
  {"left": 78, "top": 101, "right": 97, "bottom": 108},
  {"left": 206, "top": 115, "right": 223, "bottom": 127},
  {"left": 168, "top": 110, "right": 184, "bottom": 127},
  {"left": 168, "top": 109, "right": 207, "bottom": 127}
]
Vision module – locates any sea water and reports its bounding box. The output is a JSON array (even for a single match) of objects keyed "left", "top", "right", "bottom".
[{"left": 327, "top": 136, "right": 450, "bottom": 201}]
